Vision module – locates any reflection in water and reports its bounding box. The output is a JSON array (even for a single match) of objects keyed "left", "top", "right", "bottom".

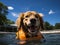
[{"left": 0, "top": 33, "right": 60, "bottom": 45}]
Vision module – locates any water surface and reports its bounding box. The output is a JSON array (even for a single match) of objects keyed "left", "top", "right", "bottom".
[{"left": 0, "top": 33, "right": 60, "bottom": 45}]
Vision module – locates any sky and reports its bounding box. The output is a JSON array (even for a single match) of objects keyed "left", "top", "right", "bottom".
[{"left": 0, "top": 0, "right": 60, "bottom": 26}]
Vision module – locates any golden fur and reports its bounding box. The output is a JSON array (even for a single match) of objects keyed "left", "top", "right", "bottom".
[{"left": 16, "top": 11, "right": 44, "bottom": 44}]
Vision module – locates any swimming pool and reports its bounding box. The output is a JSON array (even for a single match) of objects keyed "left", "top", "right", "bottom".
[{"left": 0, "top": 33, "right": 60, "bottom": 45}]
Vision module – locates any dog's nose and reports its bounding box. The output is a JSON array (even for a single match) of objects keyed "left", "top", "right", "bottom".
[{"left": 30, "top": 19, "right": 36, "bottom": 24}]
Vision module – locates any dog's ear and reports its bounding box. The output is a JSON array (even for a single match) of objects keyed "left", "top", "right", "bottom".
[
  {"left": 16, "top": 13, "right": 24, "bottom": 29},
  {"left": 38, "top": 13, "right": 44, "bottom": 30}
]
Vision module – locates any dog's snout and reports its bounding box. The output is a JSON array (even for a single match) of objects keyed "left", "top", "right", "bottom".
[{"left": 30, "top": 19, "right": 36, "bottom": 24}]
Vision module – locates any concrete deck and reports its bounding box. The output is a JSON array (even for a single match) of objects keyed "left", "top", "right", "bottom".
[{"left": 0, "top": 29, "right": 60, "bottom": 34}]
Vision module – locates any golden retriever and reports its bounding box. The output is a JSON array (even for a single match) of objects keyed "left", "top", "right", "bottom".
[{"left": 16, "top": 11, "right": 45, "bottom": 44}]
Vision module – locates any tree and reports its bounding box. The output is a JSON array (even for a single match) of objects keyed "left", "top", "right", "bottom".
[
  {"left": 44, "top": 21, "right": 54, "bottom": 30},
  {"left": 6, "top": 19, "right": 15, "bottom": 24},
  {"left": 0, "top": 2, "right": 8, "bottom": 25},
  {"left": 48, "top": 25, "right": 54, "bottom": 30},
  {"left": 55, "top": 23, "right": 60, "bottom": 29},
  {"left": 44, "top": 22, "right": 50, "bottom": 30}
]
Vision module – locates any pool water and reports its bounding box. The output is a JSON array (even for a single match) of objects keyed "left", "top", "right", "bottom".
[{"left": 0, "top": 33, "right": 60, "bottom": 45}]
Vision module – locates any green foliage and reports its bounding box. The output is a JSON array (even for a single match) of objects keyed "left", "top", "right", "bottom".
[
  {"left": 0, "top": 2, "right": 14, "bottom": 25},
  {"left": 0, "top": 2, "right": 8, "bottom": 25},
  {"left": 44, "top": 22, "right": 50, "bottom": 30},
  {"left": 44, "top": 21, "right": 54, "bottom": 30},
  {"left": 55, "top": 23, "right": 60, "bottom": 29},
  {"left": 44, "top": 22, "right": 50, "bottom": 26},
  {"left": 0, "top": 2, "right": 8, "bottom": 15},
  {"left": 48, "top": 25, "right": 54, "bottom": 30},
  {"left": 6, "top": 19, "right": 15, "bottom": 24}
]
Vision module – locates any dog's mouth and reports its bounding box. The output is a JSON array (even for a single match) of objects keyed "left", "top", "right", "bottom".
[{"left": 27, "top": 25, "right": 38, "bottom": 33}]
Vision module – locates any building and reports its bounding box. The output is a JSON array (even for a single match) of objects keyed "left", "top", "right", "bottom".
[{"left": 0, "top": 24, "right": 17, "bottom": 32}]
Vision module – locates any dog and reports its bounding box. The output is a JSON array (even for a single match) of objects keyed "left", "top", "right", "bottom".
[{"left": 16, "top": 11, "right": 45, "bottom": 44}]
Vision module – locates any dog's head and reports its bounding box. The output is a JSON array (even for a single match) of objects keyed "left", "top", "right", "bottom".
[{"left": 16, "top": 11, "right": 44, "bottom": 34}]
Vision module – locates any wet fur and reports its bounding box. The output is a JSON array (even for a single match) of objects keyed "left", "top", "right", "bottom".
[{"left": 16, "top": 11, "right": 44, "bottom": 44}]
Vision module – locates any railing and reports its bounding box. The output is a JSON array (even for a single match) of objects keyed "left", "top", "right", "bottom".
[{"left": 0, "top": 25, "right": 17, "bottom": 32}]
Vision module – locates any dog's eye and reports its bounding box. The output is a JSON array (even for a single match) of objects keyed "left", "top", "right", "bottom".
[
  {"left": 35, "top": 15, "right": 38, "bottom": 18},
  {"left": 25, "top": 15, "right": 29, "bottom": 18}
]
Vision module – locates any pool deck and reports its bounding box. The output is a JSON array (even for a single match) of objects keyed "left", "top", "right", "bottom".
[
  {"left": 0, "top": 29, "right": 60, "bottom": 34},
  {"left": 41, "top": 30, "right": 60, "bottom": 33}
]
